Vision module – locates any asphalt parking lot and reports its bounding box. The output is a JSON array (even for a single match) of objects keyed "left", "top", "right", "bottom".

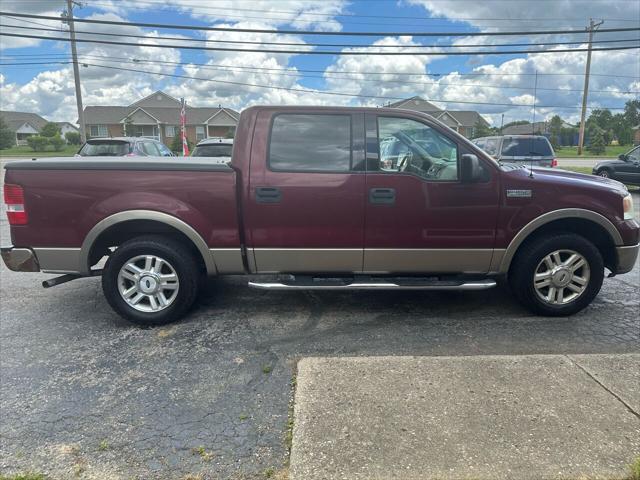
[{"left": 0, "top": 168, "right": 638, "bottom": 478}]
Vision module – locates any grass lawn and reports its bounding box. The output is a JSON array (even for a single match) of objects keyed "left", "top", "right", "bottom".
[
  {"left": 554, "top": 145, "right": 630, "bottom": 158},
  {"left": 0, "top": 144, "right": 79, "bottom": 157}
]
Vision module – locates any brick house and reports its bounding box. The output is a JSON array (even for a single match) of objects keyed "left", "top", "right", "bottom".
[
  {"left": 387, "top": 96, "right": 490, "bottom": 139},
  {"left": 83, "top": 91, "right": 239, "bottom": 147}
]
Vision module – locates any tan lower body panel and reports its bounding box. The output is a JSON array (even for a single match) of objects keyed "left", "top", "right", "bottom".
[
  {"left": 210, "top": 248, "right": 245, "bottom": 274},
  {"left": 253, "top": 248, "right": 363, "bottom": 273},
  {"left": 363, "top": 248, "right": 495, "bottom": 274},
  {"left": 33, "top": 248, "right": 82, "bottom": 274}
]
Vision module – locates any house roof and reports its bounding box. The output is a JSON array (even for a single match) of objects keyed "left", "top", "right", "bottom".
[
  {"left": 502, "top": 121, "right": 548, "bottom": 135},
  {"left": 83, "top": 105, "right": 240, "bottom": 125},
  {"left": 0, "top": 110, "right": 48, "bottom": 132},
  {"left": 388, "top": 96, "right": 442, "bottom": 113},
  {"left": 446, "top": 111, "right": 489, "bottom": 128},
  {"left": 387, "top": 96, "right": 489, "bottom": 127}
]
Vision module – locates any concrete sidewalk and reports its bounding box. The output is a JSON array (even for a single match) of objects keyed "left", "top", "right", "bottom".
[{"left": 290, "top": 354, "right": 640, "bottom": 480}]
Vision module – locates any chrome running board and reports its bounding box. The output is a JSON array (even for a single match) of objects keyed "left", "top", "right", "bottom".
[{"left": 248, "top": 279, "right": 496, "bottom": 291}]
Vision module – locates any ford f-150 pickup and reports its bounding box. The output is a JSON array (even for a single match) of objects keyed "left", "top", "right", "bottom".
[{"left": 2, "top": 106, "right": 639, "bottom": 325}]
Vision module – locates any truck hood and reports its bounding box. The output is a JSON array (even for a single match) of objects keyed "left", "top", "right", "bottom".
[{"left": 503, "top": 165, "right": 627, "bottom": 194}]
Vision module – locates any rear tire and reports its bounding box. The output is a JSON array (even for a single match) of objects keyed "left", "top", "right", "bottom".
[
  {"left": 102, "top": 235, "right": 200, "bottom": 326},
  {"left": 510, "top": 233, "right": 604, "bottom": 316}
]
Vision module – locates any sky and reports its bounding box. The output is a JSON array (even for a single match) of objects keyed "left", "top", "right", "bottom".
[{"left": 0, "top": 0, "right": 639, "bottom": 127}]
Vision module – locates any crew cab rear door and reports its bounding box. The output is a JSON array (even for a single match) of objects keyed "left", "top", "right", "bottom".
[
  {"left": 363, "top": 113, "right": 500, "bottom": 273},
  {"left": 246, "top": 109, "right": 366, "bottom": 273}
]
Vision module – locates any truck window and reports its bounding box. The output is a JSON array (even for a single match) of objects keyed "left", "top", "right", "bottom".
[
  {"left": 269, "top": 114, "right": 351, "bottom": 172},
  {"left": 377, "top": 117, "right": 458, "bottom": 181},
  {"left": 501, "top": 137, "right": 553, "bottom": 157}
]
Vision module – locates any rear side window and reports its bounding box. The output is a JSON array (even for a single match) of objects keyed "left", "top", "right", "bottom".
[
  {"left": 142, "top": 142, "right": 161, "bottom": 156},
  {"left": 501, "top": 137, "right": 553, "bottom": 157},
  {"left": 79, "top": 141, "right": 131, "bottom": 156},
  {"left": 269, "top": 114, "right": 351, "bottom": 172},
  {"left": 192, "top": 144, "right": 233, "bottom": 157}
]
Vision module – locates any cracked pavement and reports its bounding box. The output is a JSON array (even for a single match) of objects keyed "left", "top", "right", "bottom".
[{"left": 0, "top": 175, "right": 638, "bottom": 478}]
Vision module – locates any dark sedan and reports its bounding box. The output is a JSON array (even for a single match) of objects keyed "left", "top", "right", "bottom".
[{"left": 592, "top": 145, "right": 640, "bottom": 185}]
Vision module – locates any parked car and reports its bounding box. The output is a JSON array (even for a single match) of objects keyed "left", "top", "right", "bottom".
[
  {"left": 2, "top": 106, "right": 638, "bottom": 326},
  {"left": 192, "top": 138, "right": 233, "bottom": 163},
  {"left": 77, "top": 137, "right": 175, "bottom": 157},
  {"left": 592, "top": 145, "right": 640, "bottom": 185},
  {"left": 472, "top": 135, "right": 557, "bottom": 168}
]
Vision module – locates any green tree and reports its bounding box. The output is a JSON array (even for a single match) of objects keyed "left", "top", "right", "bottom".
[
  {"left": 40, "top": 122, "right": 61, "bottom": 138},
  {"left": 548, "top": 115, "right": 563, "bottom": 148},
  {"left": 64, "top": 131, "right": 81, "bottom": 145},
  {"left": 623, "top": 99, "right": 640, "bottom": 127},
  {"left": 26, "top": 135, "right": 49, "bottom": 151},
  {"left": 472, "top": 119, "right": 492, "bottom": 138},
  {"left": 586, "top": 109, "right": 613, "bottom": 145},
  {"left": 502, "top": 120, "right": 530, "bottom": 129},
  {"left": 49, "top": 134, "right": 65, "bottom": 151},
  {"left": 587, "top": 128, "right": 605, "bottom": 155},
  {"left": 0, "top": 116, "right": 15, "bottom": 149}
]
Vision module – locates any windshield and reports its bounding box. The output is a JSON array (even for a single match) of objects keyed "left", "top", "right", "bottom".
[
  {"left": 501, "top": 137, "right": 553, "bottom": 157},
  {"left": 79, "top": 141, "right": 131, "bottom": 156},
  {"left": 192, "top": 144, "right": 233, "bottom": 157}
]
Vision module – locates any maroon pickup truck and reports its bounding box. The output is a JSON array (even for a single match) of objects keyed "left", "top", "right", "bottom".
[{"left": 2, "top": 106, "right": 638, "bottom": 325}]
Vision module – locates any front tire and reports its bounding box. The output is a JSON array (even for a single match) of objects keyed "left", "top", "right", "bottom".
[
  {"left": 597, "top": 168, "right": 611, "bottom": 179},
  {"left": 510, "top": 233, "right": 604, "bottom": 316},
  {"left": 102, "top": 235, "right": 200, "bottom": 326}
]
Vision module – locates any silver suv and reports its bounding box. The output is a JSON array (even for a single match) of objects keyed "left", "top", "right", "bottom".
[{"left": 472, "top": 135, "right": 557, "bottom": 168}]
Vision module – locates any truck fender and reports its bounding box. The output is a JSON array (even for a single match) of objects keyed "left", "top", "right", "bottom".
[
  {"left": 79, "top": 210, "right": 217, "bottom": 276},
  {"left": 496, "top": 208, "right": 623, "bottom": 274}
]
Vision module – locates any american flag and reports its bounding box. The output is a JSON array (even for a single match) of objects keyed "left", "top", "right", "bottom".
[{"left": 180, "top": 98, "right": 189, "bottom": 156}]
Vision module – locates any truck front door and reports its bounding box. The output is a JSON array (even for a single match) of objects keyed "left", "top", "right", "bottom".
[
  {"left": 363, "top": 113, "right": 501, "bottom": 274},
  {"left": 246, "top": 110, "right": 366, "bottom": 273}
]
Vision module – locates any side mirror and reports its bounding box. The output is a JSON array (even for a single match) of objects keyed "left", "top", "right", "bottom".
[
  {"left": 618, "top": 154, "right": 628, "bottom": 161},
  {"left": 460, "top": 154, "right": 482, "bottom": 183}
]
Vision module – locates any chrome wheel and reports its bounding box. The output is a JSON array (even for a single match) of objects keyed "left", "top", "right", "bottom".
[
  {"left": 533, "top": 249, "right": 590, "bottom": 305},
  {"left": 598, "top": 170, "right": 610, "bottom": 178},
  {"left": 117, "top": 255, "right": 179, "bottom": 313}
]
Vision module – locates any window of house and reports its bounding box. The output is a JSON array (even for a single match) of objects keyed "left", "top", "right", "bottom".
[
  {"left": 196, "top": 126, "right": 206, "bottom": 141},
  {"left": 376, "top": 116, "right": 458, "bottom": 181},
  {"left": 268, "top": 114, "right": 351, "bottom": 172},
  {"left": 165, "top": 125, "right": 176, "bottom": 137},
  {"left": 90, "top": 125, "right": 108, "bottom": 137}
]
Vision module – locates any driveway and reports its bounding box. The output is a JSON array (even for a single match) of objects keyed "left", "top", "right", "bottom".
[{"left": 0, "top": 181, "right": 638, "bottom": 478}]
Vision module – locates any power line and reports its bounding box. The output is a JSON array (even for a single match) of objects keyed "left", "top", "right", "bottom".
[
  {"left": 2, "top": 52, "right": 638, "bottom": 80},
  {"left": 3, "top": 57, "right": 637, "bottom": 96},
  {"left": 3, "top": 23, "right": 640, "bottom": 50},
  {"left": 2, "top": 11, "right": 640, "bottom": 37},
  {"left": 69, "top": 61, "right": 627, "bottom": 110},
  {"left": 3, "top": 31, "right": 640, "bottom": 56},
  {"left": 4, "top": 23, "right": 640, "bottom": 50}
]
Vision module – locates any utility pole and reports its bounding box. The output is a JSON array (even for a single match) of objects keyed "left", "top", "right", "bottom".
[
  {"left": 65, "top": 0, "right": 86, "bottom": 143},
  {"left": 577, "top": 18, "right": 603, "bottom": 156}
]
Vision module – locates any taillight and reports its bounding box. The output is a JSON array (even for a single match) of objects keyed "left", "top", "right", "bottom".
[
  {"left": 4, "top": 184, "right": 28, "bottom": 225},
  {"left": 551, "top": 158, "right": 558, "bottom": 168}
]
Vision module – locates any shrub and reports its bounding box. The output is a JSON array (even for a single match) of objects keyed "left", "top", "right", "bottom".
[
  {"left": 49, "top": 134, "right": 65, "bottom": 151},
  {"left": 40, "top": 122, "right": 61, "bottom": 138},
  {"left": 0, "top": 116, "right": 15, "bottom": 149},
  {"left": 26, "top": 135, "right": 49, "bottom": 152},
  {"left": 587, "top": 129, "right": 606, "bottom": 155},
  {"left": 170, "top": 133, "right": 193, "bottom": 154},
  {"left": 64, "top": 131, "right": 81, "bottom": 145}
]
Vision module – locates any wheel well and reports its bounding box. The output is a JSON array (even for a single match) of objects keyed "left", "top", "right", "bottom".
[
  {"left": 509, "top": 218, "right": 617, "bottom": 274},
  {"left": 88, "top": 219, "right": 207, "bottom": 272}
]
